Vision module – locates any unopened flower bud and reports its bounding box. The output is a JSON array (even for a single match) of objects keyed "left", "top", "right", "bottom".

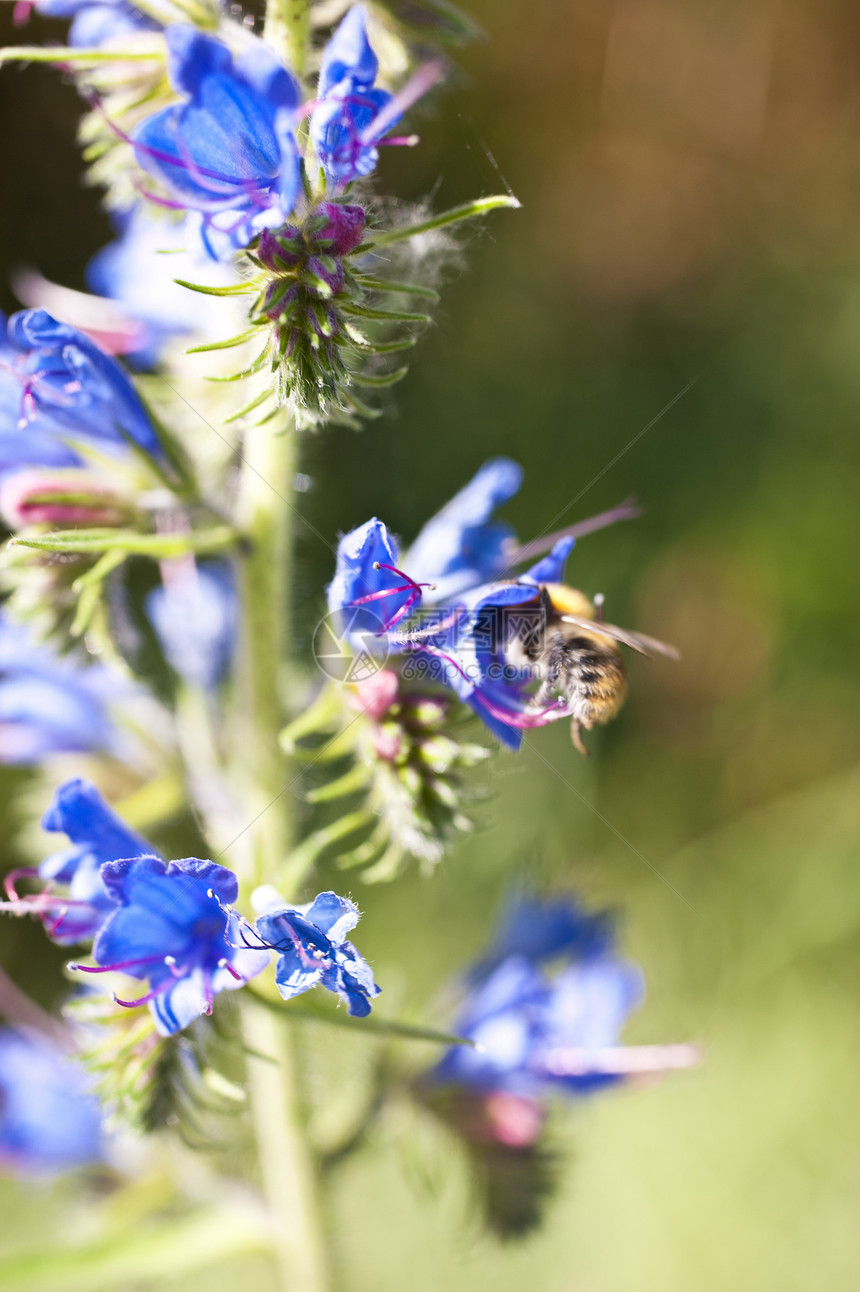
[
  {"left": 0, "top": 468, "right": 134, "bottom": 529},
  {"left": 313, "top": 203, "right": 366, "bottom": 256},
  {"left": 354, "top": 669, "right": 400, "bottom": 719},
  {"left": 257, "top": 225, "right": 303, "bottom": 272}
]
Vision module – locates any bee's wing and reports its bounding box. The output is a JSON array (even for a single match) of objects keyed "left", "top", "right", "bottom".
[{"left": 560, "top": 614, "right": 681, "bottom": 661}]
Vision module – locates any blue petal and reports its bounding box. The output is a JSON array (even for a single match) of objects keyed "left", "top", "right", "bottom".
[
  {"left": 319, "top": 6, "right": 378, "bottom": 95},
  {"left": 235, "top": 41, "right": 301, "bottom": 110},
  {"left": 468, "top": 692, "right": 523, "bottom": 750},
  {"left": 92, "top": 901, "right": 179, "bottom": 975},
  {"left": 165, "top": 26, "right": 233, "bottom": 96},
  {"left": 469, "top": 893, "right": 616, "bottom": 981},
  {"left": 302, "top": 891, "right": 359, "bottom": 942},
  {"left": 41, "top": 778, "right": 152, "bottom": 868},
  {"left": 272, "top": 944, "right": 322, "bottom": 1000},
  {"left": 405, "top": 458, "right": 523, "bottom": 598},
  {"left": 522, "top": 536, "right": 575, "bottom": 585},
  {"left": 0, "top": 1029, "right": 103, "bottom": 1172},
  {"left": 327, "top": 517, "right": 412, "bottom": 635},
  {"left": 150, "top": 968, "right": 210, "bottom": 1036}
]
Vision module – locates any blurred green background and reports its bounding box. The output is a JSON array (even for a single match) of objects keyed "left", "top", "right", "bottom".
[{"left": 2, "top": 0, "right": 860, "bottom": 1287}]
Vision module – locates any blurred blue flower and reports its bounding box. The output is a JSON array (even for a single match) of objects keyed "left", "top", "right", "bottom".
[
  {"left": 89, "top": 857, "right": 268, "bottom": 1036},
  {"left": 146, "top": 560, "right": 237, "bottom": 690},
  {"left": 3, "top": 309, "right": 164, "bottom": 461},
  {"left": 0, "top": 617, "right": 124, "bottom": 763},
  {"left": 0, "top": 1029, "right": 104, "bottom": 1175},
  {"left": 34, "top": 778, "right": 153, "bottom": 945},
  {"left": 86, "top": 213, "right": 239, "bottom": 367},
  {"left": 311, "top": 6, "right": 398, "bottom": 183},
  {"left": 132, "top": 27, "right": 301, "bottom": 257},
  {"left": 433, "top": 893, "right": 645, "bottom": 1096},
  {"left": 35, "top": 0, "right": 159, "bottom": 47},
  {"left": 254, "top": 890, "right": 380, "bottom": 1017},
  {"left": 0, "top": 311, "right": 85, "bottom": 479}
]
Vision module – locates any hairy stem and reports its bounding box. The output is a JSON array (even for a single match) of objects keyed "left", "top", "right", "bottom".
[
  {"left": 264, "top": 0, "right": 312, "bottom": 80},
  {"left": 235, "top": 417, "right": 330, "bottom": 1291},
  {"left": 234, "top": 419, "right": 295, "bottom": 890},
  {"left": 243, "top": 1001, "right": 330, "bottom": 1292}
]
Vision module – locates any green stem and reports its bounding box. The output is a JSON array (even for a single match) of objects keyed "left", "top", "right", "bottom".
[
  {"left": 234, "top": 415, "right": 331, "bottom": 1292},
  {"left": 264, "top": 0, "right": 311, "bottom": 80},
  {"left": 243, "top": 1002, "right": 330, "bottom": 1292},
  {"left": 234, "top": 420, "right": 295, "bottom": 892}
]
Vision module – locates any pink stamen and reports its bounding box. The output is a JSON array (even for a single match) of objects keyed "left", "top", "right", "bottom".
[
  {"left": 113, "top": 982, "right": 170, "bottom": 1009},
  {"left": 218, "top": 957, "right": 244, "bottom": 982},
  {"left": 4, "top": 868, "right": 40, "bottom": 902},
  {"left": 360, "top": 61, "right": 445, "bottom": 146},
  {"left": 12, "top": 1, "right": 35, "bottom": 26},
  {"left": 71, "top": 954, "right": 167, "bottom": 975},
  {"left": 380, "top": 135, "right": 420, "bottom": 148}
]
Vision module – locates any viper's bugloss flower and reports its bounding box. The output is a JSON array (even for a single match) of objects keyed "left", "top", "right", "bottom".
[
  {"left": 253, "top": 889, "right": 380, "bottom": 1017},
  {"left": 16, "top": 778, "right": 153, "bottom": 946},
  {"left": 86, "top": 857, "right": 268, "bottom": 1036},
  {"left": 433, "top": 895, "right": 645, "bottom": 1097},
  {"left": 35, "top": 0, "right": 159, "bottom": 47},
  {"left": 3, "top": 309, "right": 164, "bottom": 460},
  {"left": 132, "top": 27, "right": 301, "bottom": 257},
  {"left": 146, "top": 560, "right": 237, "bottom": 691},
  {"left": 0, "top": 1029, "right": 104, "bottom": 1175},
  {"left": 0, "top": 616, "right": 124, "bottom": 762},
  {"left": 86, "top": 213, "right": 238, "bottom": 367},
  {"left": 311, "top": 6, "right": 399, "bottom": 183},
  {"left": 466, "top": 891, "right": 614, "bottom": 984}
]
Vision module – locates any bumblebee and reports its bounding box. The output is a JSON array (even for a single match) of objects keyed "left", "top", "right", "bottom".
[{"left": 507, "top": 582, "right": 679, "bottom": 754}]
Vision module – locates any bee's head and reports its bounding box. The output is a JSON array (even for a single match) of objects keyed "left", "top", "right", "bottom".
[{"left": 541, "top": 583, "right": 595, "bottom": 620}]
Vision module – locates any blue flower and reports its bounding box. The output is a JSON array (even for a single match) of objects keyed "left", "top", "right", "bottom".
[
  {"left": 88, "top": 857, "right": 269, "bottom": 1036},
  {"left": 4, "top": 309, "right": 164, "bottom": 461},
  {"left": 0, "top": 311, "right": 84, "bottom": 479},
  {"left": 403, "top": 458, "right": 523, "bottom": 602},
  {"left": 86, "top": 213, "right": 239, "bottom": 367},
  {"left": 132, "top": 27, "right": 301, "bottom": 257},
  {"left": 35, "top": 0, "right": 159, "bottom": 48},
  {"left": 0, "top": 1028, "right": 104, "bottom": 1175},
  {"left": 311, "top": 6, "right": 398, "bottom": 184},
  {"left": 35, "top": 778, "right": 153, "bottom": 945},
  {"left": 466, "top": 891, "right": 614, "bottom": 984},
  {"left": 146, "top": 560, "right": 237, "bottom": 690},
  {"left": 254, "top": 890, "right": 380, "bottom": 1017},
  {"left": 433, "top": 894, "right": 646, "bottom": 1097},
  {"left": 0, "top": 616, "right": 124, "bottom": 763}
]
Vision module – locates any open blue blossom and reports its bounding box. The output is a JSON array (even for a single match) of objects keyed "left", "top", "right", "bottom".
[
  {"left": 0, "top": 617, "right": 124, "bottom": 763},
  {"left": 327, "top": 460, "right": 575, "bottom": 748},
  {"left": 4, "top": 309, "right": 164, "bottom": 461},
  {"left": 146, "top": 560, "right": 237, "bottom": 691},
  {"left": 0, "top": 311, "right": 84, "bottom": 479},
  {"left": 132, "top": 27, "right": 301, "bottom": 257},
  {"left": 86, "top": 213, "right": 239, "bottom": 367},
  {"left": 0, "top": 1029, "right": 104, "bottom": 1175},
  {"left": 311, "top": 6, "right": 399, "bottom": 183},
  {"left": 254, "top": 890, "right": 380, "bottom": 1017},
  {"left": 34, "top": 778, "right": 152, "bottom": 945},
  {"left": 35, "top": 0, "right": 159, "bottom": 48},
  {"left": 433, "top": 894, "right": 646, "bottom": 1097},
  {"left": 88, "top": 857, "right": 269, "bottom": 1036}
]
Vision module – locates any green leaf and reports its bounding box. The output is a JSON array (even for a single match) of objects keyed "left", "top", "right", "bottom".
[
  {"left": 0, "top": 1206, "right": 270, "bottom": 1292},
  {"left": 0, "top": 44, "right": 164, "bottom": 64},
  {"left": 341, "top": 304, "right": 432, "bottom": 324},
  {"left": 350, "top": 366, "right": 410, "bottom": 389},
  {"left": 249, "top": 989, "right": 474, "bottom": 1048},
  {"left": 358, "top": 277, "right": 441, "bottom": 301},
  {"left": 10, "top": 525, "right": 237, "bottom": 558},
  {"left": 173, "top": 278, "right": 260, "bottom": 297},
  {"left": 223, "top": 387, "right": 273, "bottom": 423},
  {"left": 185, "top": 327, "right": 262, "bottom": 354},
  {"left": 370, "top": 194, "right": 521, "bottom": 249}
]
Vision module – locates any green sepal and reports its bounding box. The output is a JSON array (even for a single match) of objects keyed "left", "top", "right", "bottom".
[
  {"left": 341, "top": 304, "right": 432, "bottom": 324},
  {"left": 306, "top": 761, "right": 372, "bottom": 803},
  {"left": 370, "top": 194, "right": 521, "bottom": 249},
  {"left": 357, "top": 277, "right": 441, "bottom": 301},
  {"left": 349, "top": 366, "right": 410, "bottom": 389},
  {"left": 173, "top": 278, "right": 260, "bottom": 297},
  {"left": 185, "top": 327, "right": 262, "bottom": 354},
  {"left": 10, "top": 525, "right": 237, "bottom": 557}
]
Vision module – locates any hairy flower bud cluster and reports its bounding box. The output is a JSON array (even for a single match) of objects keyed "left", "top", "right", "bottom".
[
  {"left": 282, "top": 670, "right": 490, "bottom": 881},
  {"left": 248, "top": 202, "right": 430, "bottom": 428}
]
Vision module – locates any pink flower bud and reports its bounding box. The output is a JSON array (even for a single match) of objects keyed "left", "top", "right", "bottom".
[
  {"left": 0, "top": 469, "right": 132, "bottom": 529},
  {"left": 353, "top": 668, "right": 399, "bottom": 720},
  {"left": 313, "top": 203, "right": 366, "bottom": 256}
]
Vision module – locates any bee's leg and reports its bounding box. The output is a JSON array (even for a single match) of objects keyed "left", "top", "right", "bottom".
[{"left": 570, "top": 718, "right": 589, "bottom": 756}]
